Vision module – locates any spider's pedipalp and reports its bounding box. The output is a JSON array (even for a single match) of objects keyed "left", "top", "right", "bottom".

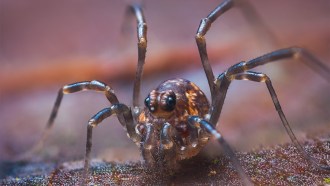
[
  {"left": 160, "top": 123, "right": 176, "bottom": 167},
  {"left": 160, "top": 123, "right": 174, "bottom": 149},
  {"left": 141, "top": 123, "right": 156, "bottom": 166}
]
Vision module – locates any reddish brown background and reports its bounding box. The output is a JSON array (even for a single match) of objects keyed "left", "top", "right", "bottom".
[{"left": 0, "top": 0, "right": 329, "bottom": 164}]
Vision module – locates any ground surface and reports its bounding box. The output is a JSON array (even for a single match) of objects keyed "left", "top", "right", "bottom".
[{"left": 1, "top": 136, "right": 330, "bottom": 185}]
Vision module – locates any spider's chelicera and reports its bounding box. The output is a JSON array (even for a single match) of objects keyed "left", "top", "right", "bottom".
[{"left": 18, "top": 0, "right": 330, "bottom": 185}]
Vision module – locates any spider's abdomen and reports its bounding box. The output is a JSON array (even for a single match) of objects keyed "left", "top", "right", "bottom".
[{"left": 136, "top": 78, "right": 211, "bottom": 166}]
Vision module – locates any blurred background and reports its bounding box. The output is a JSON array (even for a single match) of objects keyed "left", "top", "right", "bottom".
[{"left": 0, "top": 0, "right": 329, "bottom": 163}]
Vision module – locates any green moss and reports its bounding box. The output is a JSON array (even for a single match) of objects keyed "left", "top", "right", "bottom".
[
  {"left": 324, "top": 177, "right": 330, "bottom": 184},
  {"left": 212, "top": 158, "right": 220, "bottom": 165}
]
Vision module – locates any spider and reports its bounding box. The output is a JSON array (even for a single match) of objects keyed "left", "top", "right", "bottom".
[{"left": 17, "top": 0, "right": 330, "bottom": 185}]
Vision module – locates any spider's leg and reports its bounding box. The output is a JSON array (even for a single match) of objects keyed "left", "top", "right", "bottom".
[
  {"left": 83, "top": 104, "right": 134, "bottom": 184},
  {"left": 188, "top": 116, "right": 252, "bottom": 186},
  {"left": 210, "top": 47, "right": 330, "bottom": 126},
  {"left": 231, "top": 71, "right": 330, "bottom": 171},
  {"left": 123, "top": 4, "right": 147, "bottom": 108},
  {"left": 188, "top": 122, "right": 199, "bottom": 147},
  {"left": 196, "top": 0, "right": 277, "bottom": 101},
  {"left": 141, "top": 123, "right": 156, "bottom": 166},
  {"left": 243, "top": 47, "right": 330, "bottom": 80},
  {"left": 15, "top": 80, "right": 136, "bottom": 161},
  {"left": 160, "top": 123, "right": 176, "bottom": 167},
  {"left": 209, "top": 73, "right": 231, "bottom": 126},
  {"left": 223, "top": 47, "right": 330, "bottom": 81}
]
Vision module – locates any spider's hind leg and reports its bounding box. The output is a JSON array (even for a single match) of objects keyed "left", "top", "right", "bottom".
[
  {"left": 14, "top": 80, "right": 127, "bottom": 161},
  {"left": 208, "top": 47, "right": 330, "bottom": 175},
  {"left": 231, "top": 71, "right": 330, "bottom": 171}
]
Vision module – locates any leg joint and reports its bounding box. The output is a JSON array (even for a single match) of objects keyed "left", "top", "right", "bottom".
[
  {"left": 196, "top": 18, "right": 211, "bottom": 37},
  {"left": 225, "top": 61, "right": 247, "bottom": 78}
]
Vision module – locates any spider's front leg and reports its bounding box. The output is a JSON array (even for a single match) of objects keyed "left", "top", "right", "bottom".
[
  {"left": 211, "top": 48, "right": 330, "bottom": 171},
  {"left": 82, "top": 104, "right": 137, "bottom": 184},
  {"left": 210, "top": 47, "right": 330, "bottom": 126},
  {"left": 122, "top": 4, "right": 147, "bottom": 108},
  {"left": 15, "top": 80, "right": 136, "bottom": 160},
  {"left": 195, "top": 0, "right": 277, "bottom": 101}
]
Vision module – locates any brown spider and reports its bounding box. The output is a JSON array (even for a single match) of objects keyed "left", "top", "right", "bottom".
[{"left": 18, "top": 0, "right": 330, "bottom": 185}]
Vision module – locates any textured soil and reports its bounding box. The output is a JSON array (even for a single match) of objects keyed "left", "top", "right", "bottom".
[{"left": 1, "top": 136, "right": 330, "bottom": 185}]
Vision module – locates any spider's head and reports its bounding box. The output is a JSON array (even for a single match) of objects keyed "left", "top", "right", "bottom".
[
  {"left": 144, "top": 89, "right": 176, "bottom": 118},
  {"left": 137, "top": 79, "right": 211, "bottom": 167},
  {"left": 142, "top": 78, "right": 209, "bottom": 122}
]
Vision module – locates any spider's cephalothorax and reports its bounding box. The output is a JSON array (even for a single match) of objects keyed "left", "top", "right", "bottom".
[{"left": 135, "top": 79, "right": 210, "bottom": 166}]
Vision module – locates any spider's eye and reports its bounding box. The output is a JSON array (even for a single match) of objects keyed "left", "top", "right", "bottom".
[
  {"left": 145, "top": 95, "right": 156, "bottom": 112},
  {"left": 144, "top": 96, "right": 151, "bottom": 109},
  {"left": 164, "top": 94, "right": 176, "bottom": 111}
]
